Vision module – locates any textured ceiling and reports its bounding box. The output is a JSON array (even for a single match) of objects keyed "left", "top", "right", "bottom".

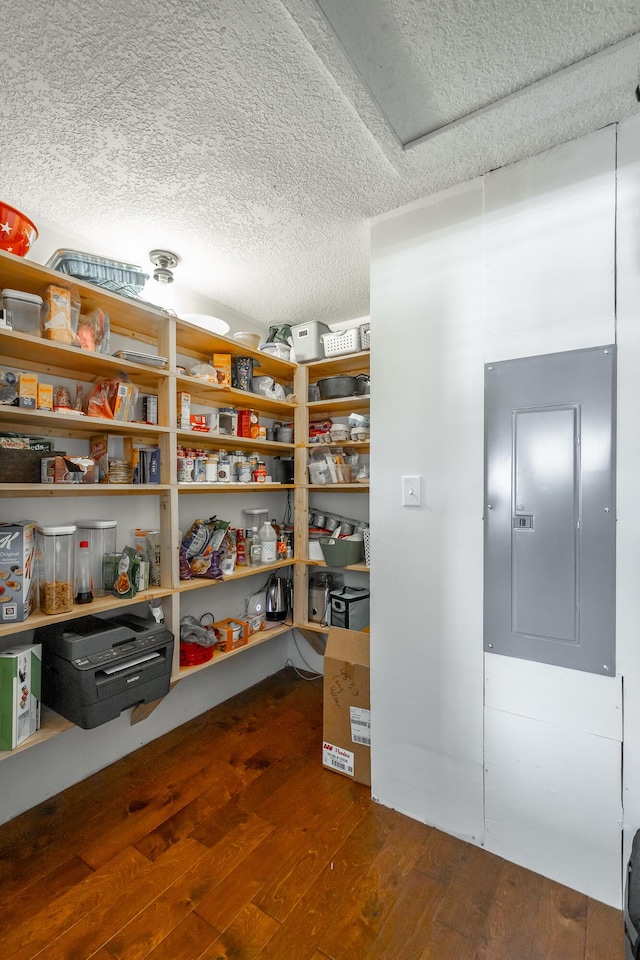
[{"left": 1, "top": 0, "right": 639, "bottom": 327}]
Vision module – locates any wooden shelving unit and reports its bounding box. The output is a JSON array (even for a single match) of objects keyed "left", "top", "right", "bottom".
[
  {"left": 0, "top": 248, "right": 371, "bottom": 758},
  {"left": 0, "top": 249, "right": 303, "bottom": 759},
  {"left": 293, "top": 350, "right": 370, "bottom": 630}
]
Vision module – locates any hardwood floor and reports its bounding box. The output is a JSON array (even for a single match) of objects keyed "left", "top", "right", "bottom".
[{"left": 0, "top": 668, "right": 624, "bottom": 959}]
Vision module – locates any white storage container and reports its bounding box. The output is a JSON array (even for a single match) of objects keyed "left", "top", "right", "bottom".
[
  {"left": 291, "top": 321, "right": 330, "bottom": 362},
  {"left": 2, "top": 289, "right": 43, "bottom": 335},
  {"left": 321, "top": 327, "right": 360, "bottom": 358}
]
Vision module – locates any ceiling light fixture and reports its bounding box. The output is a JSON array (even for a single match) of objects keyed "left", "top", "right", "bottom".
[{"left": 149, "top": 249, "right": 179, "bottom": 283}]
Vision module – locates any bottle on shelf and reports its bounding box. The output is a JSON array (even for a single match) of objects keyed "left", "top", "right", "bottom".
[
  {"left": 259, "top": 519, "right": 277, "bottom": 564},
  {"left": 247, "top": 526, "right": 262, "bottom": 566},
  {"left": 236, "top": 530, "right": 247, "bottom": 566},
  {"left": 75, "top": 540, "right": 93, "bottom": 605}
]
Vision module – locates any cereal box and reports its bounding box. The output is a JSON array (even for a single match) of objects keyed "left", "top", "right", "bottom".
[{"left": 0, "top": 521, "right": 36, "bottom": 623}]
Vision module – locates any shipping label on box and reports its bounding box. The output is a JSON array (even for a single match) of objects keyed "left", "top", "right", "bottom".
[
  {"left": 0, "top": 643, "right": 41, "bottom": 751},
  {"left": 0, "top": 521, "right": 36, "bottom": 623},
  {"left": 323, "top": 627, "right": 371, "bottom": 786}
]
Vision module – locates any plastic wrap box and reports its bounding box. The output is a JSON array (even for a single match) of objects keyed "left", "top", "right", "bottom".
[
  {"left": 322, "top": 626, "right": 371, "bottom": 786},
  {"left": 0, "top": 643, "right": 41, "bottom": 750},
  {"left": 0, "top": 521, "right": 36, "bottom": 623}
]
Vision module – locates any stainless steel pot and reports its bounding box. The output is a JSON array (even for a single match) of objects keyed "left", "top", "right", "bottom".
[
  {"left": 354, "top": 375, "right": 370, "bottom": 396},
  {"left": 317, "top": 375, "right": 357, "bottom": 399}
]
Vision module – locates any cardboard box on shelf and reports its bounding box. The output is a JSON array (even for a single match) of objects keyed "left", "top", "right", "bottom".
[
  {"left": 37, "top": 382, "right": 53, "bottom": 411},
  {"left": 322, "top": 626, "right": 371, "bottom": 786},
  {"left": 40, "top": 456, "right": 97, "bottom": 484},
  {"left": 89, "top": 434, "right": 109, "bottom": 482},
  {"left": 212, "top": 618, "right": 249, "bottom": 652},
  {"left": 213, "top": 353, "right": 231, "bottom": 387},
  {"left": 18, "top": 373, "right": 37, "bottom": 409},
  {"left": 178, "top": 392, "right": 191, "bottom": 429},
  {"left": 0, "top": 643, "right": 42, "bottom": 751},
  {"left": 237, "top": 409, "right": 259, "bottom": 439},
  {"left": 0, "top": 521, "right": 36, "bottom": 623}
]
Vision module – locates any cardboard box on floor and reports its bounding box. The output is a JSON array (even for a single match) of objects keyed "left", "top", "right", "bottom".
[{"left": 323, "top": 626, "right": 371, "bottom": 786}]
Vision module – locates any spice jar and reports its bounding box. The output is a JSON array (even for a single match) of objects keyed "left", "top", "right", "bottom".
[{"left": 37, "top": 524, "right": 76, "bottom": 615}]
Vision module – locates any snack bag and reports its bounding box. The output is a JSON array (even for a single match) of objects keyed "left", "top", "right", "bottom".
[{"left": 112, "top": 546, "right": 138, "bottom": 599}]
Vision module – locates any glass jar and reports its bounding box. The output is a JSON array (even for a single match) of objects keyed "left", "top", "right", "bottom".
[{"left": 37, "top": 524, "right": 76, "bottom": 615}]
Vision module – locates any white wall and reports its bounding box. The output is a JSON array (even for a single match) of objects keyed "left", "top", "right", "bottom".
[
  {"left": 370, "top": 179, "right": 486, "bottom": 843},
  {"left": 370, "top": 124, "right": 628, "bottom": 906}
]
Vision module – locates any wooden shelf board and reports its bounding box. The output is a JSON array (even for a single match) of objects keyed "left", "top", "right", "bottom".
[
  {"left": 177, "top": 430, "right": 295, "bottom": 453},
  {"left": 306, "top": 350, "right": 370, "bottom": 379},
  {"left": 174, "top": 319, "right": 296, "bottom": 381},
  {"left": 298, "top": 559, "right": 369, "bottom": 572},
  {"left": 0, "top": 483, "right": 171, "bottom": 498},
  {"left": 307, "top": 396, "right": 370, "bottom": 416},
  {"left": 176, "top": 376, "right": 295, "bottom": 417},
  {"left": 0, "top": 249, "right": 167, "bottom": 343},
  {"left": 0, "top": 707, "right": 75, "bottom": 762},
  {"left": 306, "top": 483, "right": 369, "bottom": 492},
  {"left": 175, "top": 621, "right": 293, "bottom": 678},
  {"left": 176, "top": 559, "right": 295, "bottom": 591},
  {"left": 177, "top": 482, "right": 294, "bottom": 493},
  {"left": 0, "top": 587, "right": 174, "bottom": 638},
  {"left": 0, "top": 329, "right": 170, "bottom": 389},
  {"left": 305, "top": 440, "right": 370, "bottom": 450},
  {"left": 293, "top": 620, "right": 330, "bottom": 634},
  {"left": 0, "top": 405, "right": 169, "bottom": 437}
]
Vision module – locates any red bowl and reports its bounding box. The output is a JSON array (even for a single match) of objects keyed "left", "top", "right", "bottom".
[{"left": 0, "top": 202, "right": 38, "bottom": 257}]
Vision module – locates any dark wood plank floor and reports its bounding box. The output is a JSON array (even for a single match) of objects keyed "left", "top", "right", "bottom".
[{"left": 0, "top": 668, "right": 624, "bottom": 959}]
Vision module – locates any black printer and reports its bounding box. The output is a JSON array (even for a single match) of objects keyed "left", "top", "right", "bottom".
[{"left": 35, "top": 613, "right": 174, "bottom": 729}]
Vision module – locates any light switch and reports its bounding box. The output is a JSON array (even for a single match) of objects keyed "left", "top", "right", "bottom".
[{"left": 402, "top": 475, "right": 422, "bottom": 507}]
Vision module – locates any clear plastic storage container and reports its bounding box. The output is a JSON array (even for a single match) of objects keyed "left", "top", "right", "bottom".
[
  {"left": 1, "top": 288, "right": 43, "bottom": 335},
  {"left": 37, "top": 524, "right": 76, "bottom": 615},
  {"left": 75, "top": 520, "right": 117, "bottom": 597}
]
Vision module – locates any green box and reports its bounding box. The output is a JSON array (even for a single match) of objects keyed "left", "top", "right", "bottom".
[{"left": 0, "top": 644, "right": 42, "bottom": 750}]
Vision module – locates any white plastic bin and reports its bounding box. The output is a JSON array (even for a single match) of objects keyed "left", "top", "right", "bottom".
[{"left": 291, "top": 321, "right": 330, "bottom": 362}]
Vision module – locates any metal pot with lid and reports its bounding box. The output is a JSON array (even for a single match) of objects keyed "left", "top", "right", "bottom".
[{"left": 317, "top": 375, "right": 357, "bottom": 399}]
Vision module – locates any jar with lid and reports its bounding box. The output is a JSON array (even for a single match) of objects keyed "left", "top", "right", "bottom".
[
  {"left": 75, "top": 519, "right": 117, "bottom": 597},
  {"left": 253, "top": 460, "right": 267, "bottom": 483},
  {"left": 37, "top": 524, "right": 76, "bottom": 615},
  {"left": 205, "top": 453, "right": 218, "bottom": 482},
  {"left": 217, "top": 456, "right": 231, "bottom": 483}
]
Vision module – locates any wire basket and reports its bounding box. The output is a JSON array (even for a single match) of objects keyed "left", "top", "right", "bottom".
[
  {"left": 321, "top": 327, "right": 361, "bottom": 357},
  {"left": 363, "top": 529, "right": 371, "bottom": 567},
  {"left": 360, "top": 322, "right": 371, "bottom": 350}
]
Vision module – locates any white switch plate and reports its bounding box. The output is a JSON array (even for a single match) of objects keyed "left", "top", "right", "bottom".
[{"left": 402, "top": 475, "right": 422, "bottom": 507}]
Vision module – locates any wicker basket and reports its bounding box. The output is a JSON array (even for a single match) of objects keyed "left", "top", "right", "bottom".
[{"left": 0, "top": 448, "right": 64, "bottom": 483}]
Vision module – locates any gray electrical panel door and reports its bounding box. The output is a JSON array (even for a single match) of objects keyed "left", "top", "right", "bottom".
[{"left": 484, "top": 345, "right": 616, "bottom": 676}]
